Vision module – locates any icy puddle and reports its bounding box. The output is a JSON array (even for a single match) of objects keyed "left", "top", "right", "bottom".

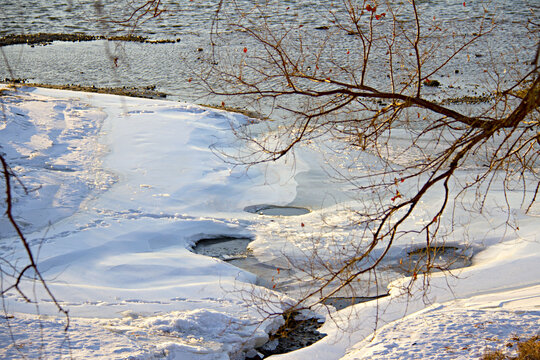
[
  {"left": 395, "top": 246, "right": 473, "bottom": 275},
  {"left": 192, "top": 237, "right": 253, "bottom": 261},
  {"left": 244, "top": 204, "right": 311, "bottom": 216},
  {"left": 191, "top": 236, "right": 289, "bottom": 290}
]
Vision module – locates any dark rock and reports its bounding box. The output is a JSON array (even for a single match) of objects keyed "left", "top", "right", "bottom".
[{"left": 423, "top": 79, "right": 441, "bottom": 87}]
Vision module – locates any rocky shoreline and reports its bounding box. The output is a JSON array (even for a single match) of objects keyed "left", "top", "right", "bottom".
[
  {"left": 0, "top": 33, "right": 180, "bottom": 47},
  {"left": 1, "top": 81, "right": 168, "bottom": 100}
]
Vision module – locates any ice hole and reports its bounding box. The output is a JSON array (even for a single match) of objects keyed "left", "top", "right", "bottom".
[
  {"left": 244, "top": 204, "right": 310, "bottom": 216},
  {"left": 192, "top": 236, "right": 253, "bottom": 261}
]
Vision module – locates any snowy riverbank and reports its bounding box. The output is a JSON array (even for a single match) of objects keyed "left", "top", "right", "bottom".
[{"left": 0, "top": 86, "right": 538, "bottom": 359}]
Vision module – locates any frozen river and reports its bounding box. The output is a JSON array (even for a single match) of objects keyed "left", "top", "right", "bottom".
[{"left": 1, "top": 2, "right": 539, "bottom": 359}]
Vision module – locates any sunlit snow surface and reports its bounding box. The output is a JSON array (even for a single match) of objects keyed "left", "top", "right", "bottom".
[{"left": 0, "top": 86, "right": 538, "bottom": 359}]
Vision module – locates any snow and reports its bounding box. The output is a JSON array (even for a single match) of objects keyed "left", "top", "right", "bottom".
[
  {"left": 344, "top": 292, "right": 540, "bottom": 360},
  {"left": 0, "top": 86, "right": 291, "bottom": 359},
  {"left": 0, "top": 85, "right": 539, "bottom": 359}
]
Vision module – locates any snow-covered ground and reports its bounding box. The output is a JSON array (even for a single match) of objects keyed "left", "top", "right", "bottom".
[{"left": 0, "top": 86, "right": 538, "bottom": 359}]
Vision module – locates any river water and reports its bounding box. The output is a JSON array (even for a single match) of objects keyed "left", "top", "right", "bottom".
[
  {"left": 0, "top": 0, "right": 536, "bottom": 38},
  {"left": 1, "top": 0, "right": 538, "bottom": 104}
]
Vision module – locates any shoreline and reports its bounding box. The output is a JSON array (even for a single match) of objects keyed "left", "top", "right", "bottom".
[
  {"left": 1, "top": 80, "right": 495, "bottom": 119},
  {"left": 1, "top": 81, "right": 168, "bottom": 99},
  {"left": 0, "top": 32, "right": 181, "bottom": 47},
  {"left": 1, "top": 82, "right": 268, "bottom": 119}
]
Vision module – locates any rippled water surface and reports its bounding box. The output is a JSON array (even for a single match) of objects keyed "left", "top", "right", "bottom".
[
  {"left": 1, "top": 0, "right": 538, "bottom": 103},
  {"left": 1, "top": 0, "right": 536, "bottom": 38}
]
